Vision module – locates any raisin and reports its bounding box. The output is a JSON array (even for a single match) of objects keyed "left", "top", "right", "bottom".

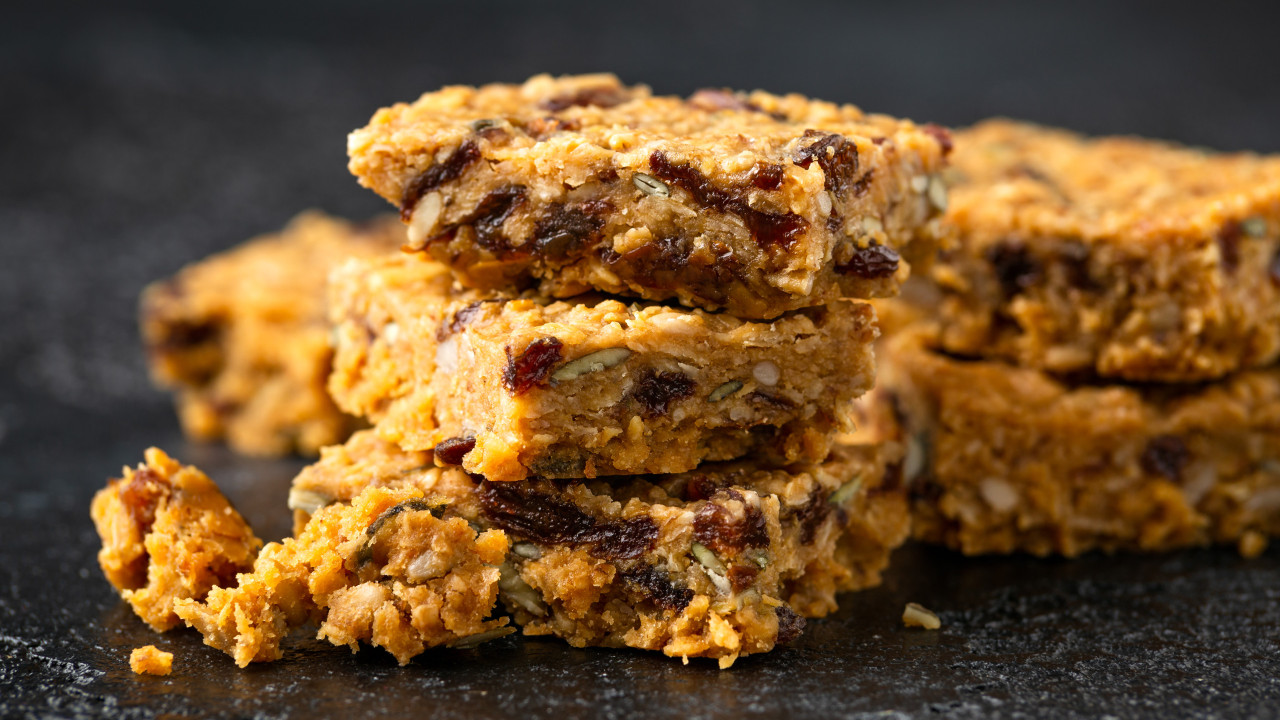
[
  {"left": 119, "top": 468, "right": 167, "bottom": 530},
  {"left": 601, "top": 235, "right": 692, "bottom": 289},
  {"left": 436, "top": 300, "right": 490, "bottom": 341},
  {"left": 648, "top": 151, "right": 808, "bottom": 250},
  {"left": 433, "top": 436, "right": 476, "bottom": 466},
  {"left": 880, "top": 460, "right": 905, "bottom": 493},
  {"left": 794, "top": 130, "right": 860, "bottom": 195},
  {"left": 400, "top": 140, "right": 481, "bottom": 220},
  {"left": 1271, "top": 248, "right": 1280, "bottom": 286},
  {"left": 1218, "top": 221, "right": 1242, "bottom": 273},
  {"left": 792, "top": 489, "right": 832, "bottom": 544},
  {"left": 727, "top": 564, "right": 759, "bottom": 593},
  {"left": 502, "top": 337, "right": 563, "bottom": 395},
  {"left": 522, "top": 116, "right": 582, "bottom": 138},
  {"left": 986, "top": 240, "right": 1042, "bottom": 297},
  {"left": 751, "top": 162, "right": 786, "bottom": 190},
  {"left": 686, "top": 88, "right": 783, "bottom": 119},
  {"left": 774, "top": 605, "right": 806, "bottom": 645},
  {"left": 684, "top": 473, "right": 726, "bottom": 502},
  {"left": 630, "top": 369, "right": 695, "bottom": 418},
  {"left": 838, "top": 243, "right": 900, "bottom": 279},
  {"left": 694, "top": 497, "right": 769, "bottom": 555},
  {"left": 1141, "top": 435, "right": 1190, "bottom": 482},
  {"left": 460, "top": 185, "right": 527, "bottom": 253},
  {"left": 541, "top": 85, "right": 630, "bottom": 112},
  {"left": 922, "top": 123, "right": 954, "bottom": 156},
  {"left": 619, "top": 565, "right": 693, "bottom": 612},
  {"left": 477, "top": 482, "right": 657, "bottom": 560},
  {"left": 593, "top": 517, "right": 660, "bottom": 560},
  {"left": 532, "top": 200, "right": 612, "bottom": 260},
  {"left": 850, "top": 169, "right": 874, "bottom": 197}
]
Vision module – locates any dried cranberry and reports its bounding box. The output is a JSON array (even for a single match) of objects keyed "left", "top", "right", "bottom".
[
  {"left": 838, "top": 243, "right": 900, "bottom": 279},
  {"left": 400, "top": 140, "right": 481, "bottom": 220},
  {"left": 477, "top": 481, "right": 658, "bottom": 559},
  {"left": 619, "top": 565, "right": 693, "bottom": 612},
  {"left": 986, "top": 240, "right": 1042, "bottom": 297},
  {"left": 119, "top": 468, "right": 166, "bottom": 530},
  {"left": 433, "top": 436, "right": 476, "bottom": 465},
  {"left": 436, "top": 301, "right": 489, "bottom": 341},
  {"left": 794, "top": 130, "right": 860, "bottom": 195},
  {"left": 1141, "top": 435, "right": 1190, "bottom": 482},
  {"left": 1218, "top": 221, "right": 1242, "bottom": 273},
  {"left": 532, "top": 200, "right": 612, "bottom": 260},
  {"left": 727, "top": 564, "right": 759, "bottom": 593},
  {"left": 461, "top": 185, "right": 527, "bottom": 253},
  {"left": 630, "top": 369, "right": 695, "bottom": 418},
  {"left": 751, "top": 163, "right": 786, "bottom": 190},
  {"left": 922, "top": 123, "right": 954, "bottom": 156},
  {"left": 694, "top": 498, "right": 769, "bottom": 555},
  {"left": 648, "top": 151, "right": 808, "bottom": 250},
  {"left": 592, "top": 517, "right": 660, "bottom": 560},
  {"left": 502, "top": 337, "right": 563, "bottom": 395},
  {"left": 774, "top": 605, "right": 806, "bottom": 644}
]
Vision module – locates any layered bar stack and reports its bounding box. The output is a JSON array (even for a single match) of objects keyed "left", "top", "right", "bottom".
[
  {"left": 866, "top": 119, "right": 1280, "bottom": 558},
  {"left": 307, "top": 73, "right": 949, "bottom": 665}
]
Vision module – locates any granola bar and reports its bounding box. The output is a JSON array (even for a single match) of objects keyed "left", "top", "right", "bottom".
[
  {"left": 328, "top": 255, "right": 878, "bottom": 483},
  {"left": 870, "top": 331, "right": 1280, "bottom": 557},
  {"left": 174, "top": 482, "right": 510, "bottom": 667},
  {"left": 348, "top": 74, "right": 950, "bottom": 318},
  {"left": 140, "top": 211, "right": 402, "bottom": 456},
  {"left": 288, "top": 430, "right": 909, "bottom": 667},
  {"left": 929, "top": 119, "right": 1280, "bottom": 381},
  {"left": 90, "top": 448, "right": 262, "bottom": 631}
]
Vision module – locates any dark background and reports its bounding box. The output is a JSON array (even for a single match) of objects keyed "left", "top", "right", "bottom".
[{"left": 3, "top": 2, "right": 1280, "bottom": 718}]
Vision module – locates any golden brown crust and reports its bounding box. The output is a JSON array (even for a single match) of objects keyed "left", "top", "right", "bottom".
[
  {"left": 174, "top": 484, "right": 509, "bottom": 667},
  {"left": 90, "top": 448, "right": 261, "bottom": 632},
  {"left": 289, "top": 430, "right": 909, "bottom": 667},
  {"left": 140, "top": 211, "right": 401, "bottom": 456},
  {"left": 874, "top": 330, "right": 1280, "bottom": 557},
  {"left": 931, "top": 119, "right": 1280, "bottom": 381},
  {"left": 329, "top": 254, "right": 879, "bottom": 482},
  {"left": 348, "top": 74, "right": 949, "bottom": 318}
]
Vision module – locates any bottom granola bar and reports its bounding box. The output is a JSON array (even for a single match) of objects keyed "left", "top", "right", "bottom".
[
  {"left": 289, "top": 430, "right": 909, "bottom": 667},
  {"left": 870, "top": 331, "right": 1280, "bottom": 557}
]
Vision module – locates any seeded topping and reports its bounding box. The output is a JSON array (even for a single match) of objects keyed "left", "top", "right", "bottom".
[
  {"left": 502, "top": 337, "right": 563, "bottom": 395},
  {"left": 619, "top": 564, "right": 694, "bottom": 612},
  {"left": 401, "top": 140, "right": 481, "bottom": 219},
  {"left": 550, "top": 347, "right": 632, "bottom": 383},
  {"left": 629, "top": 368, "right": 696, "bottom": 418},
  {"left": 838, "top": 243, "right": 900, "bottom": 279},
  {"left": 433, "top": 436, "right": 476, "bottom": 466},
  {"left": 648, "top": 150, "right": 809, "bottom": 250},
  {"left": 902, "top": 602, "right": 941, "bottom": 630},
  {"left": 1141, "top": 435, "right": 1190, "bottom": 482}
]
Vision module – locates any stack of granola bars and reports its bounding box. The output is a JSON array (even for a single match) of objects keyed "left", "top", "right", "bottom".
[
  {"left": 869, "top": 119, "right": 1280, "bottom": 558},
  {"left": 99, "top": 74, "right": 952, "bottom": 668}
]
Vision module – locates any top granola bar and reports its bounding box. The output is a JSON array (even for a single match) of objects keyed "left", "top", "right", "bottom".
[
  {"left": 348, "top": 73, "right": 950, "bottom": 318},
  {"left": 931, "top": 119, "right": 1280, "bottom": 381}
]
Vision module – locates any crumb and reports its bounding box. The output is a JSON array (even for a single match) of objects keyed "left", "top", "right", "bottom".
[
  {"left": 1239, "top": 530, "right": 1268, "bottom": 559},
  {"left": 129, "top": 645, "right": 173, "bottom": 676},
  {"left": 902, "top": 602, "right": 941, "bottom": 630}
]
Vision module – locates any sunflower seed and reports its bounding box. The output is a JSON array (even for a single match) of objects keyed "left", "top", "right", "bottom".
[
  {"left": 287, "top": 488, "right": 333, "bottom": 515},
  {"left": 691, "top": 542, "right": 726, "bottom": 574},
  {"left": 828, "top": 475, "right": 863, "bottom": 506},
  {"left": 1242, "top": 217, "right": 1268, "bottom": 238},
  {"left": 708, "top": 380, "right": 743, "bottom": 402},
  {"left": 633, "top": 172, "right": 670, "bottom": 197},
  {"left": 452, "top": 625, "right": 517, "bottom": 649},
  {"left": 550, "top": 347, "right": 632, "bottom": 383}
]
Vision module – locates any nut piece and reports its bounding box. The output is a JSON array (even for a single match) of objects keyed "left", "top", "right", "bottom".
[
  {"left": 632, "top": 172, "right": 670, "bottom": 197},
  {"left": 550, "top": 347, "right": 633, "bottom": 383},
  {"left": 287, "top": 488, "right": 334, "bottom": 515},
  {"left": 902, "top": 602, "right": 941, "bottom": 630},
  {"left": 752, "top": 361, "right": 780, "bottom": 387},
  {"left": 129, "top": 645, "right": 174, "bottom": 676},
  {"left": 927, "top": 176, "right": 948, "bottom": 212}
]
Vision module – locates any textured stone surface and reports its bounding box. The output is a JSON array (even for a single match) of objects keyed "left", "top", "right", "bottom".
[{"left": 4, "top": 3, "right": 1280, "bottom": 718}]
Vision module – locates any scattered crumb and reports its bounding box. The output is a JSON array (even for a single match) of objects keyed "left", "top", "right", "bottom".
[
  {"left": 130, "top": 645, "right": 173, "bottom": 676},
  {"left": 1238, "top": 530, "right": 1268, "bottom": 559},
  {"left": 902, "top": 602, "right": 941, "bottom": 630}
]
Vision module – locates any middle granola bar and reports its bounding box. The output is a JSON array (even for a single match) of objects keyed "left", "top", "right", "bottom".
[
  {"left": 329, "top": 255, "right": 878, "bottom": 483},
  {"left": 347, "top": 73, "right": 950, "bottom": 319}
]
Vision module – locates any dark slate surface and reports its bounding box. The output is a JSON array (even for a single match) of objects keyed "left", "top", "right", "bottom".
[{"left": 3, "top": 2, "right": 1279, "bottom": 718}]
